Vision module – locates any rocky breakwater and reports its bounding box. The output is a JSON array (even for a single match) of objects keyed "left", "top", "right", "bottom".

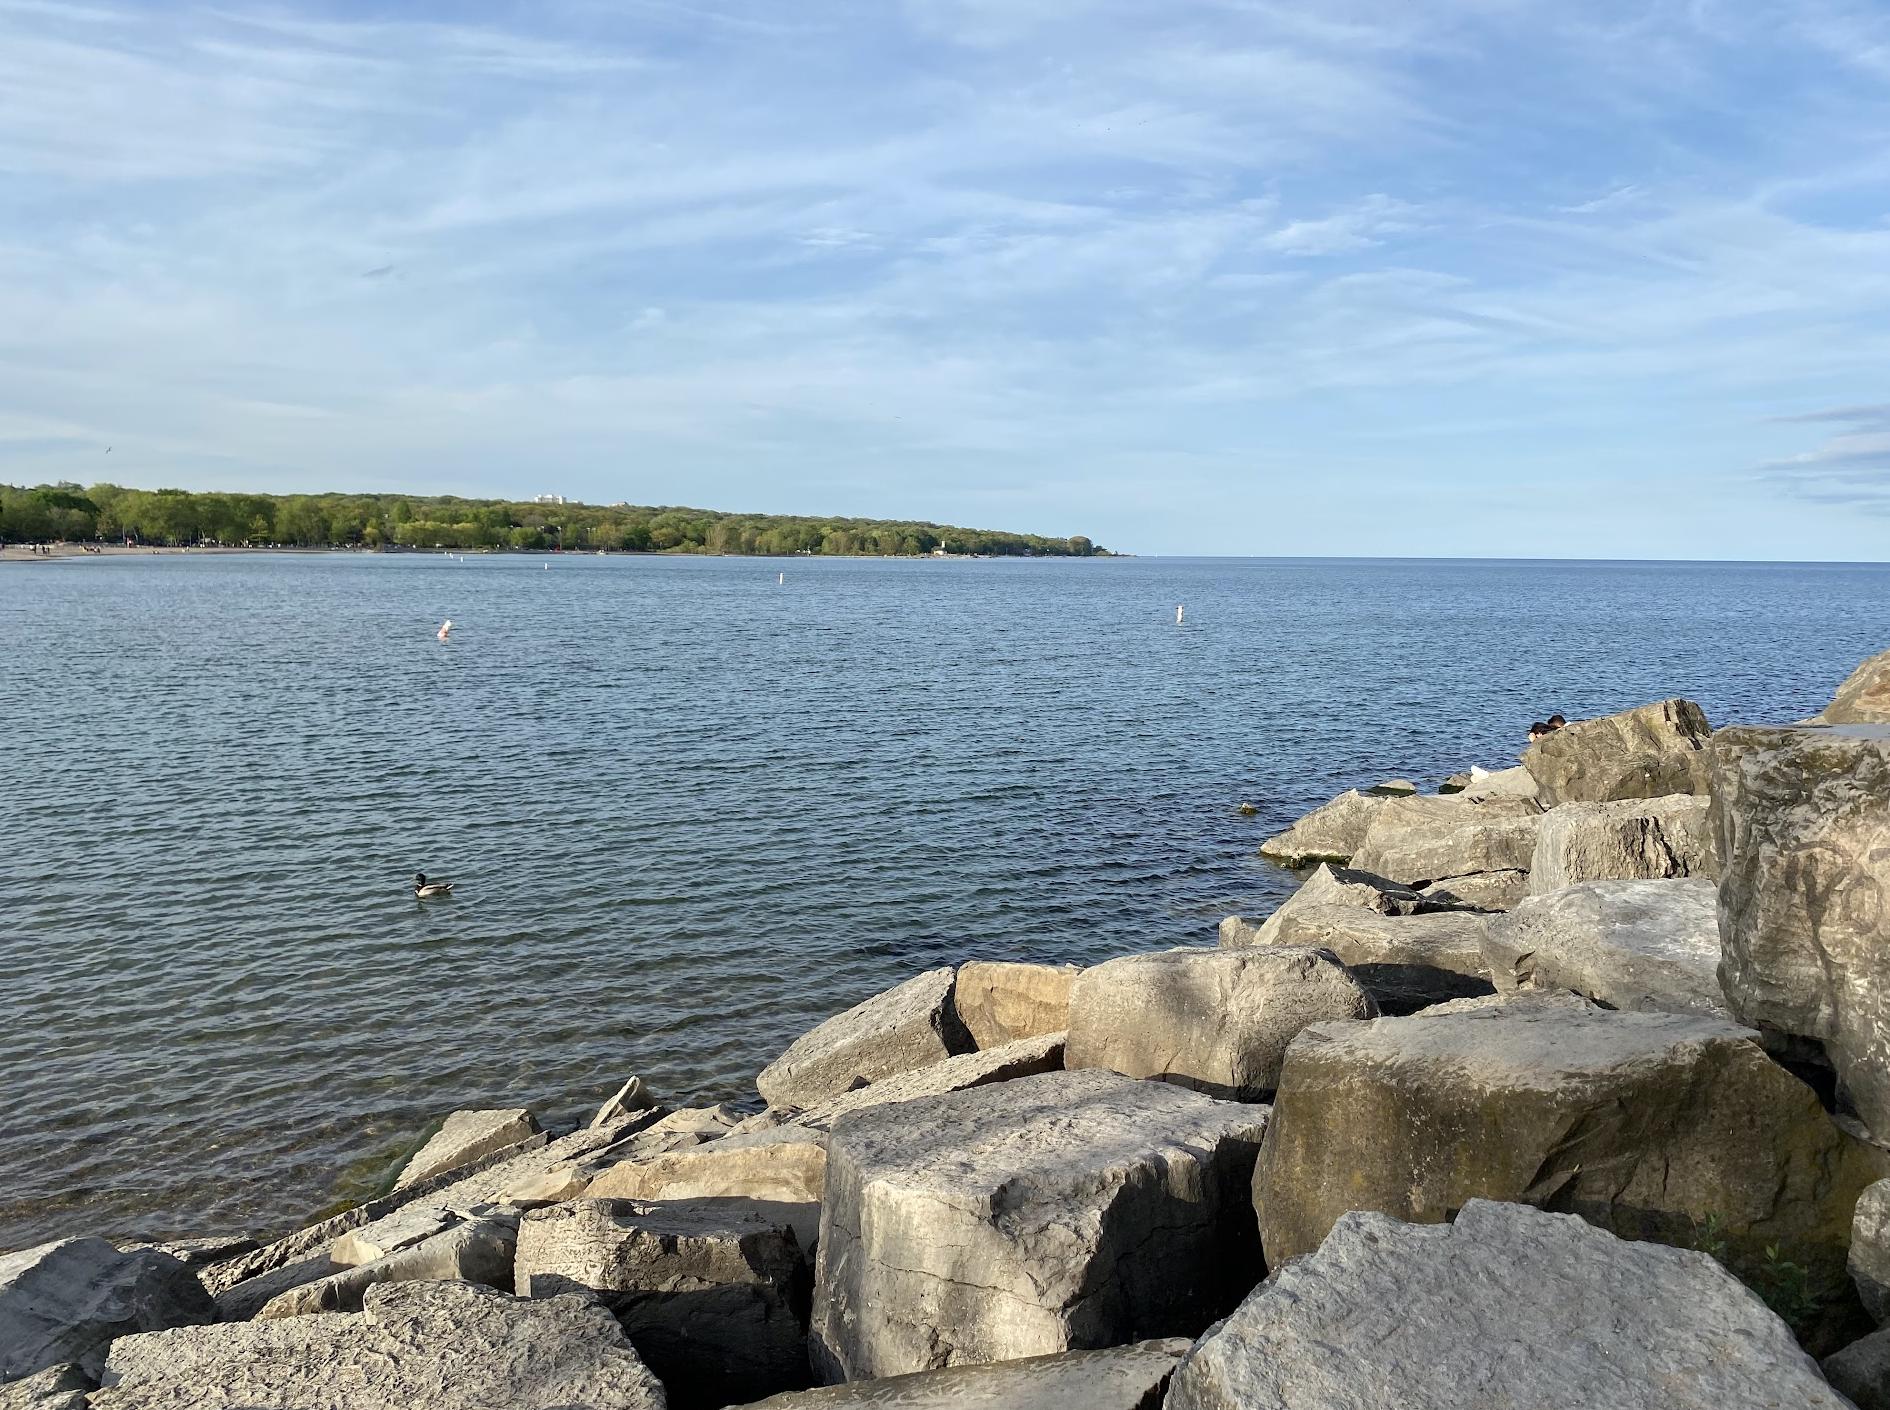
[{"left": 9, "top": 657, "right": 1890, "bottom": 1408}]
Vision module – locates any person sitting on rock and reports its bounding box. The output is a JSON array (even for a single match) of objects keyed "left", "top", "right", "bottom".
[
  {"left": 1527, "top": 721, "right": 1551, "bottom": 742},
  {"left": 1547, "top": 713, "right": 1567, "bottom": 730}
]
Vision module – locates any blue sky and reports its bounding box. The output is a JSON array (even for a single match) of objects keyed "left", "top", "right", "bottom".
[{"left": 4, "top": 1, "right": 1890, "bottom": 557}]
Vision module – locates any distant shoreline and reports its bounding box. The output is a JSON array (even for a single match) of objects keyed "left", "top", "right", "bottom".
[{"left": 0, "top": 542, "right": 1121, "bottom": 564}]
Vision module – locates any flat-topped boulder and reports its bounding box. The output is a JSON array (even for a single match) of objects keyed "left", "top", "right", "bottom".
[
  {"left": 585, "top": 1124, "right": 828, "bottom": 1248},
  {"left": 90, "top": 1279, "right": 666, "bottom": 1410},
  {"left": 1348, "top": 794, "right": 1543, "bottom": 888},
  {"left": 1257, "top": 789, "right": 1381, "bottom": 866},
  {"left": 516, "top": 1197, "right": 809, "bottom": 1407},
  {"left": 953, "top": 962, "right": 1078, "bottom": 1049},
  {"left": 1712, "top": 723, "right": 1890, "bottom": 1135},
  {"left": 1415, "top": 869, "right": 1528, "bottom": 911},
  {"left": 757, "top": 968, "right": 972, "bottom": 1111},
  {"left": 740, "top": 1339, "right": 1190, "bottom": 1408},
  {"left": 0, "top": 1238, "right": 215, "bottom": 1383},
  {"left": 1483, "top": 877, "right": 1727, "bottom": 1018},
  {"left": 1812, "top": 647, "right": 1890, "bottom": 724},
  {"left": 787, "top": 1031, "right": 1064, "bottom": 1130},
  {"left": 1522, "top": 698, "right": 1713, "bottom": 805},
  {"left": 811, "top": 1069, "right": 1266, "bottom": 1382},
  {"left": 397, "top": 1108, "right": 542, "bottom": 1188},
  {"left": 1527, "top": 794, "right": 1716, "bottom": 893},
  {"left": 1167, "top": 1200, "right": 1848, "bottom": 1410},
  {"left": 1219, "top": 864, "right": 1423, "bottom": 949},
  {"left": 1066, "top": 948, "right": 1372, "bottom": 1100},
  {"left": 1266, "top": 907, "right": 1494, "bottom": 1014},
  {"left": 1253, "top": 1004, "right": 1880, "bottom": 1302},
  {"left": 257, "top": 1214, "right": 518, "bottom": 1319}
]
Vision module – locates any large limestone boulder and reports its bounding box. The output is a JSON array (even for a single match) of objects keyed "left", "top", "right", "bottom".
[
  {"left": 1065, "top": 948, "right": 1373, "bottom": 1100},
  {"left": 1256, "top": 789, "right": 1381, "bottom": 866},
  {"left": 1522, "top": 698, "right": 1713, "bottom": 805},
  {"left": 0, "top": 1238, "right": 215, "bottom": 1382},
  {"left": 90, "top": 1279, "right": 666, "bottom": 1410},
  {"left": 256, "top": 1215, "right": 517, "bottom": 1319},
  {"left": 1267, "top": 907, "right": 1494, "bottom": 1014},
  {"left": 1483, "top": 878, "right": 1727, "bottom": 1018},
  {"left": 788, "top": 1032, "right": 1064, "bottom": 1130},
  {"left": 1252, "top": 1004, "right": 1881, "bottom": 1302},
  {"left": 953, "top": 961, "right": 1078, "bottom": 1049},
  {"left": 1712, "top": 723, "right": 1890, "bottom": 1135},
  {"left": 1852, "top": 1178, "right": 1890, "bottom": 1323},
  {"left": 811, "top": 1069, "right": 1266, "bottom": 1382},
  {"left": 396, "top": 1108, "right": 542, "bottom": 1188},
  {"left": 586, "top": 1124, "right": 828, "bottom": 1248},
  {"left": 515, "top": 1198, "right": 809, "bottom": 1406},
  {"left": 1527, "top": 794, "right": 1716, "bottom": 893},
  {"left": 1813, "top": 647, "right": 1890, "bottom": 724},
  {"left": 739, "top": 1339, "right": 1189, "bottom": 1408},
  {"left": 1168, "top": 1200, "right": 1848, "bottom": 1410},
  {"left": 1348, "top": 794, "right": 1543, "bottom": 887},
  {"left": 757, "top": 968, "right": 972, "bottom": 1111},
  {"left": 1415, "top": 868, "right": 1529, "bottom": 911},
  {"left": 1219, "top": 863, "right": 1422, "bottom": 949}
]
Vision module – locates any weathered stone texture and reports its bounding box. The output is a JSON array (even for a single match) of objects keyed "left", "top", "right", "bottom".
[
  {"left": 757, "top": 968, "right": 972, "bottom": 1111},
  {"left": 1256, "top": 789, "right": 1381, "bottom": 866},
  {"left": 0, "top": 1239, "right": 214, "bottom": 1383},
  {"left": 953, "top": 961, "right": 1078, "bottom": 1049},
  {"left": 1853, "top": 1178, "right": 1890, "bottom": 1324},
  {"left": 1527, "top": 794, "right": 1717, "bottom": 893},
  {"left": 1267, "top": 907, "right": 1494, "bottom": 1014},
  {"left": 1348, "top": 794, "right": 1543, "bottom": 887},
  {"left": 1522, "top": 698, "right": 1713, "bottom": 805},
  {"left": 1824, "top": 1327, "right": 1890, "bottom": 1410},
  {"left": 1219, "top": 864, "right": 1422, "bottom": 950},
  {"left": 396, "top": 1107, "right": 542, "bottom": 1188},
  {"left": 1814, "top": 647, "right": 1890, "bottom": 725},
  {"left": 739, "top": 1340, "right": 1189, "bottom": 1409},
  {"left": 256, "top": 1215, "right": 517, "bottom": 1319}
]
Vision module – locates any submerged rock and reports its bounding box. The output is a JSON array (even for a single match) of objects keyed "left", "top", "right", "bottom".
[
  {"left": 1522, "top": 698, "right": 1713, "bottom": 805},
  {"left": 0, "top": 1238, "right": 215, "bottom": 1383},
  {"left": 396, "top": 1108, "right": 542, "bottom": 1189},
  {"left": 739, "top": 1340, "right": 1189, "bottom": 1409},
  {"left": 1527, "top": 794, "right": 1716, "bottom": 893},
  {"left": 1252, "top": 1004, "right": 1880, "bottom": 1301},
  {"left": 91, "top": 1279, "right": 667, "bottom": 1410},
  {"left": 952, "top": 961, "right": 1078, "bottom": 1049},
  {"left": 1066, "top": 947, "right": 1372, "bottom": 1100},
  {"left": 810, "top": 1069, "right": 1266, "bottom": 1382},
  {"left": 1712, "top": 723, "right": 1890, "bottom": 1137},
  {"left": 1167, "top": 1201, "right": 1847, "bottom": 1410},
  {"left": 756, "top": 968, "right": 972, "bottom": 1111}
]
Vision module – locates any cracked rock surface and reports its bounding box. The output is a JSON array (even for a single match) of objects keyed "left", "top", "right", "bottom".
[{"left": 757, "top": 968, "right": 972, "bottom": 1111}]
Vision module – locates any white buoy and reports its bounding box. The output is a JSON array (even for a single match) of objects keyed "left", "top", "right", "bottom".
[
  {"left": 437, "top": 619, "right": 452, "bottom": 641},
  {"left": 778, "top": 572, "right": 784, "bottom": 585},
  {"left": 1176, "top": 604, "right": 1184, "bottom": 625}
]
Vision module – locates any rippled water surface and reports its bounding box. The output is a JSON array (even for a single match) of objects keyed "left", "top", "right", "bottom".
[{"left": 3, "top": 552, "right": 1888, "bottom": 1249}]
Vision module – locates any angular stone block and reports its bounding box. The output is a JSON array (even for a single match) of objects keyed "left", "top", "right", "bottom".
[
  {"left": 791, "top": 1032, "right": 1065, "bottom": 1130},
  {"left": 1522, "top": 698, "right": 1712, "bottom": 805},
  {"left": 0, "top": 1363, "right": 91, "bottom": 1410},
  {"left": 1483, "top": 877, "right": 1727, "bottom": 1018},
  {"left": 738, "top": 1339, "right": 1189, "bottom": 1409},
  {"left": 1712, "top": 723, "right": 1890, "bottom": 1136},
  {"left": 1256, "top": 789, "right": 1382, "bottom": 866},
  {"left": 1813, "top": 647, "right": 1890, "bottom": 725},
  {"left": 256, "top": 1216, "right": 517, "bottom": 1319},
  {"left": 757, "top": 969, "right": 972, "bottom": 1111},
  {"left": 516, "top": 1198, "right": 809, "bottom": 1407},
  {"left": 397, "top": 1108, "right": 542, "bottom": 1188},
  {"left": 1066, "top": 948, "right": 1373, "bottom": 1099},
  {"left": 0, "top": 1238, "right": 214, "bottom": 1382},
  {"left": 1349, "top": 794, "right": 1543, "bottom": 887},
  {"left": 1169, "top": 1201, "right": 1847, "bottom": 1410},
  {"left": 1527, "top": 794, "right": 1716, "bottom": 894},
  {"left": 1252, "top": 1004, "right": 1881, "bottom": 1301},
  {"left": 586, "top": 1125, "right": 828, "bottom": 1249},
  {"left": 1219, "top": 864, "right": 1423, "bottom": 950},
  {"left": 1415, "top": 869, "right": 1529, "bottom": 912},
  {"left": 1269, "top": 907, "right": 1494, "bottom": 1014},
  {"left": 811, "top": 1069, "right": 1267, "bottom": 1382},
  {"left": 953, "top": 961, "right": 1078, "bottom": 1049},
  {"left": 90, "top": 1279, "right": 666, "bottom": 1410}
]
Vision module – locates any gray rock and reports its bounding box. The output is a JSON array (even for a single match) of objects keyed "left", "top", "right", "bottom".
[
  {"left": 0, "top": 1364, "right": 91, "bottom": 1410},
  {"left": 789, "top": 1032, "right": 1065, "bottom": 1130},
  {"left": 117, "top": 1236, "right": 257, "bottom": 1269},
  {"left": 1066, "top": 947, "right": 1373, "bottom": 1100},
  {"left": 0, "top": 1238, "right": 215, "bottom": 1383},
  {"left": 1522, "top": 698, "right": 1713, "bottom": 805},
  {"left": 1256, "top": 789, "right": 1382, "bottom": 866},
  {"left": 91, "top": 1278, "right": 667, "bottom": 1410},
  {"left": 516, "top": 1198, "right": 809, "bottom": 1407},
  {"left": 1368, "top": 778, "right": 1417, "bottom": 796},
  {"left": 1824, "top": 1327, "right": 1890, "bottom": 1410},
  {"left": 331, "top": 1204, "right": 464, "bottom": 1267},
  {"left": 953, "top": 961, "right": 1078, "bottom": 1049},
  {"left": 1454, "top": 764, "right": 1541, "bottom": 802},
  {"left": 396, "top": 1107, "right": 542, "bottom": 1189},
  {"left": 1349, "top": 793, "right": 1543, "bottom": 887},
  {"left": 1483, "top": 877, "right": 1728, "bottom": 1018},
  {"left": 1219, "top": 864, "right": 1423, "bottom": 950},
  {"left": 592, "top": 1075, "right": 660, "bottom": 1129},
  {"left": 756, "top": 968, "right": 972, "bottom": 1111},
  {"left": 1414, "top": 869, "right": 1530, "bottom": 912},
  {"left": 586, "top": 1124, "right": 828, "bottom": 1249},
  {"left": 1853, "top": 1179, "right": 1890, "bottom": 1324},
  {"left": 738, "top": 1339, "right": 1190, "bottom": 1408},
  {"left": 212, "top": 1254, "right": 338, "bottom": 1322},
  {"left": 1712, "top": 723, "right": 1890, "bottom": 1136},
  {"left": 256, "top": 1215, "right": 518, "bottom": 1319},
  {"left": 1527, "top": 794, "right": 1716, "bottom": 894},
  {"left": 1168, "top": 1200, "right": 1847, "bottom": 1410},
  {"left": 1812, "top": 647, "right": 1890, "bottom": 724},
  {"left": 1268, "top": 906, "right": 1494, "bottom": 1014},
  {"left": 810, "top": 1068, "right": 1266, "bottom": 1382},
  {"left": 1252, "top": 1004, "right": 1881, "bottom": 1303}
]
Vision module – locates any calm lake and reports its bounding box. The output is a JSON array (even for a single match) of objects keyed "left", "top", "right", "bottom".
[{"left": 3, "top": 552, "right": 1887, "bottom": 1249}]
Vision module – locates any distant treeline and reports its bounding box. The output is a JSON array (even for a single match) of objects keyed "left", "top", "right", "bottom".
[{"left": 0, "top": 483, "right": 1106, "bottom": 557}]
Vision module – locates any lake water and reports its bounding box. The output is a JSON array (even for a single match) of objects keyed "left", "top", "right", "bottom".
[{"left": 3, "top": 552, "right": 1887, "bottom": 1250}]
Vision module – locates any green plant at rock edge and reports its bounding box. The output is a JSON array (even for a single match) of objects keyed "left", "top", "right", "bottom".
[{"left": 1686, "top": 1216, "right": 1824, "bottom": 1338}]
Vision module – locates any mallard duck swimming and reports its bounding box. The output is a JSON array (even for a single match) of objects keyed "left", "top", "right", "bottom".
[{"left": 413, "top": 872, "right": 454, "bottom": 899}]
